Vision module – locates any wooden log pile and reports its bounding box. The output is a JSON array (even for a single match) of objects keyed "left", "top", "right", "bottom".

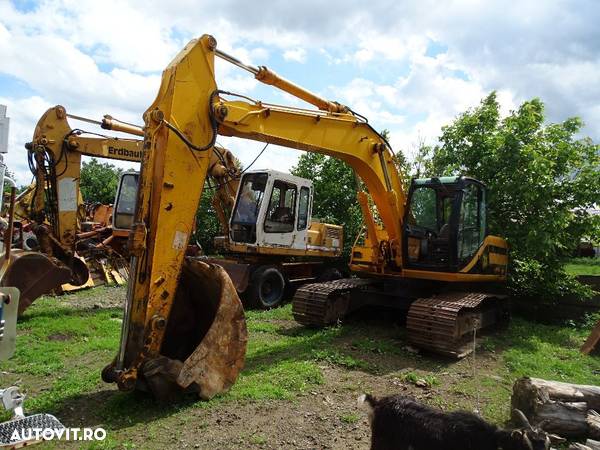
[
  {"left": 569, "top": 439, "right": 600, "bottom": 450},
  {"left": 512, "top": 377, "right": 600, "bottom": 445}
]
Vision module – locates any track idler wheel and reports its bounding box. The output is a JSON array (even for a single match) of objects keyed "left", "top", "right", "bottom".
[{"left": 141, "top": 259, "right": 248, "bottom": 401}]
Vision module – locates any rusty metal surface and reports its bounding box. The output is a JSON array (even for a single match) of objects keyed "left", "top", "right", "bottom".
[
  {"left": 292, "top": 278, "right": 373, "bottom": 326},
  {"left": 406, "top": 292, "right": 503, "bottom": 358},
  {"left": 200, "top": 257, "right": 251, "bottom": 293},
  {"left": 135, "top": 260, "right": 248, "bottom": 401},
  {"left": 0, "top": 250, "right": 71, "bottom": 315}
]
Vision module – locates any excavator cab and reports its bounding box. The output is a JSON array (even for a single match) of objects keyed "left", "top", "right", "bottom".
[
  {"left": 229, "top": 170, "right": 314, "bottom": 251},
  {"left": 403, "top": 176, "right": 487, "bottom": 272}
]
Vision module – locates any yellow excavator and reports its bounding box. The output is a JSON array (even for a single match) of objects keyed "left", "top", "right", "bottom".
[
  {"left": 5, "top": 106, "right": 143, "bottom": 313},
  {"left": 97, "top": 34, "right": 507, "bottom": 400}
]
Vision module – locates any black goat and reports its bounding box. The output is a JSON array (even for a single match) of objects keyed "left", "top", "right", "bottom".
[{"left": 359, "top": 394, "right": 551, "bottom": 450}]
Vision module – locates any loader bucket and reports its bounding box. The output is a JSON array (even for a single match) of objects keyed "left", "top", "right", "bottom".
[
  {"left": 141, "top": 258, "right": 248, "bottom": 401},
  {"left": 0, "top": 250, "right": 72, "bottom": 315}
]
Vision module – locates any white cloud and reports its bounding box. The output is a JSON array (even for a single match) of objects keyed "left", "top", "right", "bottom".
[
  {"left": 283, "top": 48, "right": 307, "bottom": 63},
  {"left": 1, "top": 0, "right": 599, "bottom": 186},
  {"left": 0, "top": 96, "right": 52, "bottom": 186}
]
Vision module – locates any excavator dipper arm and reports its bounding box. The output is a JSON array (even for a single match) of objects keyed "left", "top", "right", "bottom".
[{"left": 104, "top": 36, "right": 247, "bottom": 400}]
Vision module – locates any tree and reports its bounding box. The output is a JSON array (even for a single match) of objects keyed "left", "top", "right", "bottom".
[
  {"left": 430, "top": 92, "right": 600, "bottom": 300},
  {"left": 291, "top": 153, "right": 362, "bottom": 256},
  {"left": 80, "top": 158, "right": 124, "bottom": 204},
  {"left": 192, "top": 185, "right": 223, "bottom": 255}
]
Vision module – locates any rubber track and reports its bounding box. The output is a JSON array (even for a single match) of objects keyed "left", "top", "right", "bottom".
[
  {"left": 292, "top": 278, "right": 372, "bottom": 326},
  {"left": 406, "top": 292, "right": 497, "bottom": 358}
]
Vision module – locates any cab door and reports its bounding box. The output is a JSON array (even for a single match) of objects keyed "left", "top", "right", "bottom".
[
  {"left": 292, "top": 185, "right": 311, "bottom": 250},
  {"left": 456, "top": 181, "right": 486, "bottom": 266},
  {"left": 260, "top": 179, "right": 297, "bottom": 248}
]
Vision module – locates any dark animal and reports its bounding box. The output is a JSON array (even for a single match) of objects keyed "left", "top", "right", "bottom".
[{"left": 359, "top": 394, "right": 551, "bottom": 450}]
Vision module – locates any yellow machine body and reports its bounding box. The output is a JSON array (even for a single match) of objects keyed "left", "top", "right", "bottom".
[{"left": 101, "top": 34, "right": 508, "bottom": 397}]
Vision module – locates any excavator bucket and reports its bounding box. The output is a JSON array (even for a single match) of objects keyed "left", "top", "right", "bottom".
[
  {"left": 139, "top": 259, "right": 248, "bottom": 401},
  {"left": 0, "top": 250, "right": 72, "bottom": 315}
]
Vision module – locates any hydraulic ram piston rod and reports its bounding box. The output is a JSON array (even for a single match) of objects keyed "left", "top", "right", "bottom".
[{"left": 215, "top": 48, "right": 348, "bottom": 114}]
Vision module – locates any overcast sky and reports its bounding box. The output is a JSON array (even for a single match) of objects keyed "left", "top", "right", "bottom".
[{"left": 1, "top": 0, "right": 599, "bottom": 185}]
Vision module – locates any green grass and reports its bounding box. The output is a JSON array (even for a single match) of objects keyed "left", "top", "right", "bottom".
[
  {"left": 1, "top": 296, "right": 122, "bottom": 418},
  {"left": 248, "top": 433, "right": 267, "bottom": 445},
  {"left": 461, "top": 315, "right": 600, "bottom": 423},
  {"left": 0, "top": 296, "right": 373, "bottom": 424},
  {"left": 564, "top": 257, "right": 600, "bottom": 276},
  {"left": 4, "top": 285, "right": 600, "bottom": 441},
  {"left": 398, "top": 371, "right": 439, "bottom": 387},
  {"left": 339, "top": 412, "right": 360, "bottom": 424},
  {"left": 490, "top": 317, "right": 600, "bottom": 384}
]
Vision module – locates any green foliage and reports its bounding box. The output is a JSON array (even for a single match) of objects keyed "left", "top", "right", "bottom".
[
  {"left": 192, "top": 156, "right": 242, "bottom": 255},
  {"left": 382, "top": 129, "right": 411, "bottom": 191},
  {"left": 291, "top": 153, "right": 362, "bottom": 256},
  {"left": 339, "top": 412, "right": 360, "bottom": 424},
  {"left": 192, "top": 185, "right": 222, "bottom": 254},
  {"left": 430, "top": 92, "right": 600, "bottom": 300},
  {"left": 412, "top": 143, "right": 436, "bottom": 179},
  {"left": 80, "top": 158, "right": 124, "bottom": 204}
]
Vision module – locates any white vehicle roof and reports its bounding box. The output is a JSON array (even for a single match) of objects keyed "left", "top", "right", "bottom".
[{"left": 245, "top": 169, "right": 313, "bottom": 188}]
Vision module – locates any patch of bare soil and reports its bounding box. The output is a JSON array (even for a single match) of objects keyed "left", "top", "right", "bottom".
[
  {"left": 57, "top": 285, "right": 126, "bottom": 310},
  {"left": 47, "top": 333, "right": 72, "bottom": 341},
  {"left": 102, "top": 356, "right": 508, "bottom": 450}
]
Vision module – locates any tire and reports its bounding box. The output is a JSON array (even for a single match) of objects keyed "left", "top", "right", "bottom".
[
  {"left": 247, "top": 266, "right": 286, "bottom": 309},
  {"left": 317, "top": 267, "right": 343, "bottom": 282}
]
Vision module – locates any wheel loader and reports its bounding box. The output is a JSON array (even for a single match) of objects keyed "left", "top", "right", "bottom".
[{"left": 95, "top": 34, "right": 507, "bottom": 401}]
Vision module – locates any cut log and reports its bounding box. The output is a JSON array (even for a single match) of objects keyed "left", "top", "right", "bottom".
[
  {"left": 581, "top": 319, "right": 600, "bottom": 354},
  {"left": 588, "top": 412, "right": 600, "bottom": 440},
  {"left": 571, "top": 440, "right": 600, "bottom": 450},
  {"left": 569, "top": 444, "right": 591, "bottom": 450},
  {"left": 512, "top": 377, "right": 600, "bottom": 439}
]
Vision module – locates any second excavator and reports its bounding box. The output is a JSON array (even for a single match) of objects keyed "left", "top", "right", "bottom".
[{"left": 4, "top": 107, "right": 143, "bottom": 313}]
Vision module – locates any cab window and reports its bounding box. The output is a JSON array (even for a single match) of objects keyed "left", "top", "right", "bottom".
[
  {"left": 409, "top": 187, "right": 437, "bottom": 230},
  {"left": 113, "top": 173, "right": 138, "bottom": 230},
  {"left": 297, "top": 187, "right": 310, "bottom": 231},
  {"left": 231, "top": 173, "right": 267, "bottom": 225},
  {"left": 264, "top": 181, "right": 296, "bottom": 233},
  {"left": 458, "top": 183, "right": 484, "bottom": 261}
]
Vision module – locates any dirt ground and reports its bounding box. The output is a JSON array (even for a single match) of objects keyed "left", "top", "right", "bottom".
[
  {"left": 31, "top": 286, "right": 515, "bottom": 450},
  {"left": 50, "top": 354, "right": 506, "bottom": 450}
]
